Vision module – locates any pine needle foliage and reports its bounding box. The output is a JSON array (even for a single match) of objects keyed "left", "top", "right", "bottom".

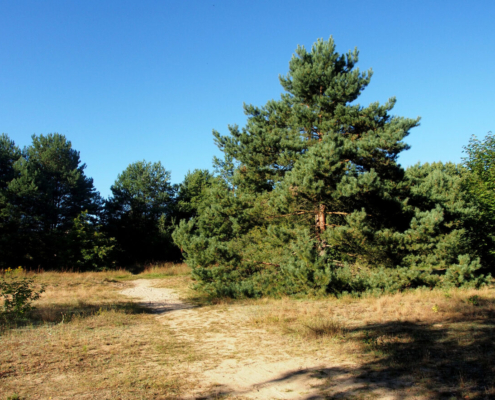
[
  {"left": 0, "top": 133, "right": 103, "bottom": 270},
  {"left": 104, "top": 160, "right": 179, "bottom": 266},
  {"left": 173, "top": 38, "right": 490, "bottom": 297},
  {"left": 462, "top": 132, "right": 495, "bottom": 265}
]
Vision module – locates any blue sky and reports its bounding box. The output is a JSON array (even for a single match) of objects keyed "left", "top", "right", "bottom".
[{"left": 1, "top": 0, "right": 494, "bottom": 197}]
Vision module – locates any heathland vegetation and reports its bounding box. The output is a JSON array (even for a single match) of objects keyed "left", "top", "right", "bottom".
[
  {"left": 2, "top": 264, "right": 495, "bottom": 398},
  {"left": 173, "top": 38, "right": 494, "bottom": 298}
]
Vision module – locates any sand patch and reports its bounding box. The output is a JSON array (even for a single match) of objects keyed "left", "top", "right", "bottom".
[{"left": 121, "top": 280, "right": 418, "bottom": 399}]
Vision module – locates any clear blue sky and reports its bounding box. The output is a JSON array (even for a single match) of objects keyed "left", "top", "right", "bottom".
[{"left": 1, "top": 0, "right": 494, "bottom": 198}]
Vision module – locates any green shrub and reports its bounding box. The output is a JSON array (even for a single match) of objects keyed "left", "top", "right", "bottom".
[
  {"left": 467, "top": 295, "right": 481, "bottom": 306},
  {"left": 0, "top": 267, "right": 45, "bottom": 323}
]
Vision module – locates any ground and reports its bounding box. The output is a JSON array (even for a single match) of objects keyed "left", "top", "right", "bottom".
[{"left": 1, "top": 265, "right": 494, "bottom": 399}]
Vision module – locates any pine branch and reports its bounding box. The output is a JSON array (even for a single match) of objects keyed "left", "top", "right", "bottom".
[
  {"left": 266, "top": 209, "right": 350, "bottom": 221},
  {"left": 330, "top": 260, "right": 346, "bottom": 267},
  {"left": 265, "top": 211, "right": 311, "bottom": 219},
  {"left": 245, "top": 259, "right": 280, "bottom": 267}
]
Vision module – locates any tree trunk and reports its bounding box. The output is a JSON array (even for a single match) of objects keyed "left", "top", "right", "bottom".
[
  {"left": 315, "top": 203, "right": 326, "bottom": 237},
  {"left": 318, "top": 203, "right": 326, "bottom": 233}
]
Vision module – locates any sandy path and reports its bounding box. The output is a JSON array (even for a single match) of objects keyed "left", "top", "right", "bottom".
[
  {"left": 121, "top": 280, "right": 413, "bottom": 399},
  {"left": 120, "top": 279, "right": 194, "bottom": 313}
]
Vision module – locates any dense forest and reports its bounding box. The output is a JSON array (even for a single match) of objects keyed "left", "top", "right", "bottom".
[{"left": 1, "top": 38, "right": 493, "bottom": 296}]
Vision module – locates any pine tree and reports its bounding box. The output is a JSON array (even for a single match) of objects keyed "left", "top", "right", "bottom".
[
  {"left": 104, "top": 160, "right": 179, "bottom": 266},
  {"left": 0, "top": 134, "right": 21, "bottom": 190},
  {"left": 65, "top": 211, "right": 116, "bottom": 271},
  {"left": 463, "top": 132, "right": 495, "bottom": 219},
  {"left": 174, "top": 169, "right": 214, "bottom": 221},
  {"left": 462, "top": 132, "right": 495, "bottom": 268},
  {"left": 174, "top": 38, "right": 488, "bottom": 297},
  {"left": 0, "top": 134, "right": 26, "bottom": 268},
  {"left": 0, "top": 133, "right": 102, "bottom": 269},
  {"left": 23, "top": 134, "right": 101, "bottom": 234}
]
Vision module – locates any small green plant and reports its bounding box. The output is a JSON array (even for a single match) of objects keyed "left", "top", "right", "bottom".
[
  {"left": 363, "top": 330, "right": 378, "bottom": 348},
  {"left": 467, "top": 295, "right": 480, "bottom": 306},
  {"left": 0, "top": 267, "right": 45, "bottom": 323}
]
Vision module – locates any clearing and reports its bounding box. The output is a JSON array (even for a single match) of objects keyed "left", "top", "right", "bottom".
[{"left": 1, "top": 265, "right": 494, "bottom": 399}]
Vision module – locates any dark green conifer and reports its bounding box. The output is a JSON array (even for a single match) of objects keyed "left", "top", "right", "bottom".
[
  {"left": 0, "top": 134, "right": 27, "bottom": 268},
  {"left": 174, "top": 38, "right": 490, "bottom": 296},
  {"left": 174, "top": 38, "right": 489, "bottom": 296},
  {"left": 104, "top": 160, "right": 178, "bottom": 266},
  {"left": 462, "top": 132, "right": 495, "bottom": 269},
  {"left": 174, "top": 169, "right": 214, "bottom": 221},
  {"left": 0, "top": 133, "right": 102, "bottom": 269}
]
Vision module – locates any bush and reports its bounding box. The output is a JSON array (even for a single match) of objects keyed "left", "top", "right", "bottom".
[{"left": 0, "top": 267, "right": 45, "bottom": 323}]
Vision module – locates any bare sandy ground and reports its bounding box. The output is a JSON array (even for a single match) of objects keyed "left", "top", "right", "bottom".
[{"left": 121, "top": 280, "right": 417, "bottom": 399}]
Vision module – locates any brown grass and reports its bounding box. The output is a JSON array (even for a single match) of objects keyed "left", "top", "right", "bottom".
[
  {"left": 248, "top": 286, "right": 495, "bottom": 398},
  {"left": 303, "top": 318, "right": 347, "bottom": 339},
  {"left": 0, "top": 264, "right": 198, "bottom": 400},
  {"left": 2, "top": 266, "right": 495, "bottom": 399},
  {"left": 1, "top": 263, "right": 192, "bottom": 323}
]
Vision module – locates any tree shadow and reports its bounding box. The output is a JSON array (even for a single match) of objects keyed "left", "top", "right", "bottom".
[
  {"left": 0, "top": 300, "right": 153, "bottom": 330},
  {"left": 336, "top": 320, "right": 495, "bottom": 399},
  {"left": 194, "top": 364, "right": 415, "bottom": 400},
  {"left": 195, "top": 296, "right": 495, "bottom": 399},
  {"left": 133, "top": 299, "right": 197, "bottom": 315}
]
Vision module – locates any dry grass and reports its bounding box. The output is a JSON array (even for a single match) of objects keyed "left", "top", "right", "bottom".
[
  {"left": 1, "top": 262, "right": 192, "bottom": 324},
  {"left": 2, "top": 266, "right": 495, "bottom": 399},
  {"left": 249, "top": 286, "right": 495, "bottom": 398},
  {"left": 0, "top": 310, "right": 195, "bottom": 399},
  {"left": 129, "top": 262, "right": 191, "bottom": 279},
  {"left": 0, "top": 264, "right": 199, "bottom": 400},
  {"left": 303, "top": 318, "right": 347, "bottom": 339}
]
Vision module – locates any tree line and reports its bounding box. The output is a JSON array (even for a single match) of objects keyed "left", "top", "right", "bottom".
[
  {"left": 0, "top": 132, "right": 212, "bottom": 270},
  {"left": 1, "top": 37, "right": 494, "bottom": 296}
]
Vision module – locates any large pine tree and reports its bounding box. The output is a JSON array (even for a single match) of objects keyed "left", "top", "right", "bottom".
[{"left": 174, "top": 38, "right": 487, "bottom": 297}]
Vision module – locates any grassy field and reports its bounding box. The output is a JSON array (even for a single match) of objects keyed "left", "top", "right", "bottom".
[
  {"left": 1, "top": 265, "right": 494, "bottom": 399},
  {"left": 248, "top": 287, "right": 495, "bottom": 398},
  {"left": 0, "top": 264, "right": 196, "bottom": 399}
]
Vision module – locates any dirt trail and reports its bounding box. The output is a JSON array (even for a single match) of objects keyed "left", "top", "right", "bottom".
[
  {"left": 121, "top": 280, "right": 413, "bottom": 399},
  {"left": 120, "top": 279, "right": 194, "bottom": 313}
]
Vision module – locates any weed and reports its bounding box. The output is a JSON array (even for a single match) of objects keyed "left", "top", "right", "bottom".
[
  {"left": 467, "top": 295, "right": 480, "bottom": 306},
  {"left": 362, "top": 331, "right": 378, "bottom": 348}
]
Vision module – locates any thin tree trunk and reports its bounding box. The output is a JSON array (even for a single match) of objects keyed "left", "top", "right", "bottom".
[{"left": 318, "top": 203, "right": 326, "bottom": 233}]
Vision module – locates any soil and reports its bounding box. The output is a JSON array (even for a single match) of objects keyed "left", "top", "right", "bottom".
[{"left": 121, "top": 279, "right": 418, "bottom": 399}]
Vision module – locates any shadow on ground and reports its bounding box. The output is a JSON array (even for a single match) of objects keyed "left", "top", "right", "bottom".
[
  {"left": 197, "top": 298, "right": 495, "bottom": 399},
  {"left": 134, "top": 299, "right": 197, "bottom": 315},
  {"left": 0, "top": 301, "right": 153, "bottom": 331}
]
